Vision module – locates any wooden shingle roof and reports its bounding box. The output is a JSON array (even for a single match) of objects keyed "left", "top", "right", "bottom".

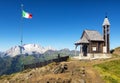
[
  {"left": 85, "top": 30, "right": 104, "bottom": 41},
  {"left": 75, "top": 36, "right": 89, "bottom": 45},
  {"left": 75, "top": 30, "right": 104, "bottom": 45}
]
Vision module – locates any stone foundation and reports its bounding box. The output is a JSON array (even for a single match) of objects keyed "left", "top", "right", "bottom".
[{"left": 73, "top": 53, "right": 112, "bottom": 60}]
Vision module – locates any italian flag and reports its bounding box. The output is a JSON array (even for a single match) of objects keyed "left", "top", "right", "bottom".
[{"left": 22, "top": 10, "right": 32, "bottom": 19}]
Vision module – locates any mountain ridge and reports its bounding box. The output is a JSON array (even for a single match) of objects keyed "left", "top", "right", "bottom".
[
  {"left": 0, "top": 44, "right": 79, "bottom": 76},
  {"left": 0, "top": 44, "right": 79, "bottom": 57},
  {"left": 4, "top": 44, "right": 56, "bottom": 57}
]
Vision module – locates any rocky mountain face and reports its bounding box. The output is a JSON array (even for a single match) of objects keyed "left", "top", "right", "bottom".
[
  {"left": 0, "top": 52, "right": 2, "bottom": 57},
  {"left": 4, "top": 44, "right": 56, "bottom": 57},
  {"left": 0, "top": 44, "right": 79, "bottom": 57},
  {"left": 0, "top": 52, "right": 5, "bottom": 57}
]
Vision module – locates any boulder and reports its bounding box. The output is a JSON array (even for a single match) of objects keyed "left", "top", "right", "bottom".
[{"left": 53, "top": 64, "right": 68, "bottom": 74}]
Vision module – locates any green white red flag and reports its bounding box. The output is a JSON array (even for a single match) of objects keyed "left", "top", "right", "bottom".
[{"left": 22, "top": 10, "right": 32, "bottom": 19}]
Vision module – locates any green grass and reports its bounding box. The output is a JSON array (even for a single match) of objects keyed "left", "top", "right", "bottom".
[
  {"left": 112, "top": 54, "right": 120, "bottom": 58},
  {"left": 94, "top": 59, "right": 120, "bottom": 83}
]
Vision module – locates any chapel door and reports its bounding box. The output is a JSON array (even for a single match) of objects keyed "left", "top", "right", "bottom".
[{"left": 82, "top": 44, "right": 87, "bottom": 56}]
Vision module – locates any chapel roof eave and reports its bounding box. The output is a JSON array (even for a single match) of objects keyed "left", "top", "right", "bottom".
[
  {"left": 75, "top": 37, "right": 89, "bottom": 45},
  {"left": 75, "top": 42, "right": 89, "bottom": 45}
]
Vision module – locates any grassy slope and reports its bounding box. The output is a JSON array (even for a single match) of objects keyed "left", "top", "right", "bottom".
[
  {"left": 1, "top": 54, "right": 120, "bottom": 83},
  {"left": 0, "top": 59, "right": 104, "bottom": 83},
  {"left": 94, "top": 59, "right": 120, "bottom": 83}
]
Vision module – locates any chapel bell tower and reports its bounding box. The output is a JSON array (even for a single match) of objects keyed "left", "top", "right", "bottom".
[{"left": 102, "top": 16, "right": 110, "bottom": 53}]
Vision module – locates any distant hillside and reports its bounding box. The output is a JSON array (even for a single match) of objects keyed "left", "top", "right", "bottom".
[
  {"left": 112, "top": 47, "right": 120, "bottom": 55},
  {"left": 0, "top": 46, "right": 79, "bottom": 76}
]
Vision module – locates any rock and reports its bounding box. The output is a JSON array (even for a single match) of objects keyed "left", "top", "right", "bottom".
[
  {"left": 80, "top": 66, "right": 85, "bottom": 76},
  {"left": 79, "top": 79, "right": 86, "bottom": 83},
  {"left": 53, "top": 64, "right": 68, "bottom": 74},
  {"left": 63, "top": 78, "right": 71, "bottom": 83},
  {"left": 71, "top": 79, "right": 86, "bottom": 83},
  {"left": 46, "top": 78, "right": 71, "bottom": 83},
  {"left": 3, "top": 80, "right": 9, "bottom": 83}
]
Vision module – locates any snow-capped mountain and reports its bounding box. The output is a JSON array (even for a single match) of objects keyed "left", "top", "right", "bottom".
[
  {"left": 0, "top": 51, "right": 5, "bottom": 57},
  {"left": 0, "top": 52, "right": 2, "bottom": 57},
  {"left": 5, "top": 44, "right": 56, "bottom": 57}
]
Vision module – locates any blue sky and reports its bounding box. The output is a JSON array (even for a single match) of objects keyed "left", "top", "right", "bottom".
[{"left": 0, "top": 0, "right": 120, "bottom": 51}]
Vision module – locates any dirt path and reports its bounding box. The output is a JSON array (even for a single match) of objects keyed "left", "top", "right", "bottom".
[
  {"left": 85, "top": 66, "right": 104, "bottom": 83},
  {"left": 66, "top": 60, "right": 105, "bottom": 83},
  {"left": 71, "top": 57, "right": 120, "bottom": 83}
]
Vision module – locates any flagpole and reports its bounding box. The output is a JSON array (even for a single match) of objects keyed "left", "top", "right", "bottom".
[{"left": 20, "top": 4, "right": 24, "bottom": 55}]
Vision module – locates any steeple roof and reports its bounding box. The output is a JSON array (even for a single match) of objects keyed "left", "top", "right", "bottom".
[{"left": 102, "top": 16, "right": 110, "bottom": 26}]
